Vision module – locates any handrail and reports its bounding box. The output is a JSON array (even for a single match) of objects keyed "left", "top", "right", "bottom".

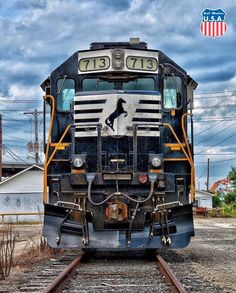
[
  {"left": 181, "top": 113, "right": 193, "bottom": 163},
  {"left": 43, "top": 95, "right": 55, "bottom": 168},
  {"left": 43, "top": 95, "right": 55, "bottom": 202},
  {"left": 43, "top": 124, "right": 72, "bottom": 203},
  {"left": 163, "top": 123, "right": 192, "bottom": 163},
  {"left": 163, "top": 121, "right": 195, "bottom": 202},
  {"left": 181, "top": 113, "right": 195, "bottom": 201}
]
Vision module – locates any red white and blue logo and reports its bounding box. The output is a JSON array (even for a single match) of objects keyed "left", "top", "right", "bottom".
[{"left": 200, "top": 9, "right": 227, "bottom": 37}]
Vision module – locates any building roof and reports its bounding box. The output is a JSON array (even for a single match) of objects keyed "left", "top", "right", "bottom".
[
  {"left": 0, "top": 165, "right": 44, "bottom": 186},
  {"left": 195, "top": 189, "right": 214, "bottom": 197}
]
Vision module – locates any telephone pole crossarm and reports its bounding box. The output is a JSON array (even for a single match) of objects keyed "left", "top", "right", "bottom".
[{"left": 24, "top": 109, "right": 43, "bottom": 165}]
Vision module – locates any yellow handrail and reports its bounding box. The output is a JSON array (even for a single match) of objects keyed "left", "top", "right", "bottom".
[
  {"left": 163, "top": 121, "right": 195, "bottom": 202},
  {"left": 43, "top": 95, "right": 55, "bottom": 168},
  {"left": 181, "top": 113, "right": 193, "bottom": 163},
  {"left": 181, "top": 113, "right": 195, "bottom": 201},
  {"left": 43, "top": 124, "right": 72, "bottom": 203},
  {"left": 163, "top": 123, "right": 192, "bottom": 163},
  {"left": 43, "top": 95, "right": 55, "bottom": 203}
]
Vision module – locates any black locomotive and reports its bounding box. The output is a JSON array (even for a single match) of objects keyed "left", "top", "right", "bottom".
[{"left": 41, "top": 38, "right": 198, "bottom": 249}]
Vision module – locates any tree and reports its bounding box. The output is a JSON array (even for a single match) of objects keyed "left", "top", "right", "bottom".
[
  {"left": 225, "top": 167, "right": 236, "bottom": 204},
  {"left": 224, "top": 192, "right": 236, "bottom": 205},
  {"left": 212, "top": 195, "right": 222, "bottom": 207},
  {"left": 229, "top": 167, "right": 236, "bottom": 189}
]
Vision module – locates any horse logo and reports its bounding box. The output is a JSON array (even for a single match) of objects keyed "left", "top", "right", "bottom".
[{"left": 105, "top": 98, "right": 128, "bottom": 131}]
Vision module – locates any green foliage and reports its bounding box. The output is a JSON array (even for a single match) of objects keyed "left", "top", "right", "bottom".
[
  {"left": 224, "top": 192, "right": 236, "bottom": 205},
  {"left": 229, "top": 167, "right": 236, "bottom": 188},
  {"left": 212, "top": 195, "right": 222, "bottom": 207},
  {"left": 223, "top": 205, "right": 236, "bottom": 217},
  {"left": 224, "top": 167, "right": 236, "bottom": 205}
]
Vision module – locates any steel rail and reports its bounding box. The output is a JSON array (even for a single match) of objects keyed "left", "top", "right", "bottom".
[
  {"left": 43, "top": 252, "right": 85, "bottom": 293},
  {"left": 156, "top": 254, "right": 187, "bottom": 293}
]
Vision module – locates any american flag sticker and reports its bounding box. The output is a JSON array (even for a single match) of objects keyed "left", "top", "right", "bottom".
[{"left": 200, "top": 9, "right": 227, "bottom": 37}]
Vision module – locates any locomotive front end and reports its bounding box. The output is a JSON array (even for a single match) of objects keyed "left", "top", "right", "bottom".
[{"left": 42, "top": 39, "right": 197, "bottom": 249}]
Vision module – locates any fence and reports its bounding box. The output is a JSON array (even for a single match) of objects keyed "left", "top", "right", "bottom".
[{"left": 0, "top": 212, "right": 43, "bottom": 224}]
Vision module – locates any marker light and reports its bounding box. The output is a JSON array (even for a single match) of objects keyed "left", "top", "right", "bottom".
[{"left": 139, "top": 174, "right": 148, "bottom": 184}]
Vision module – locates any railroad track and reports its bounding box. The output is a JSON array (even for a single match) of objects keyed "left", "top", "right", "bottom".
[
  {"left": 13, "top": 249, "right": 225, "bottom": 293},
  {"left": 25, "top": 251, "right": 186, "bottom": 293}
]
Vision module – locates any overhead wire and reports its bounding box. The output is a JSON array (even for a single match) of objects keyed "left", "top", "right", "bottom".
[
  {"left": 2, "top": 144, "right": 31, "bottom": 164},
  {"left": 194, "top": 122, "right": 236, "bottom": 146},
  {"left": 195, "top": 168, "right": 207, "bottom": 182},
  {"left": 195, "top": 157, "right": 236, "bottom": 164},
  {"left": 196, "top": 133, "right": 236, "bottom": 155},
  {"left": 193, "top": 95, "right": 236, "bottom": 120},
  {"left": 194, "top": 113, "right": 234, "bottom": 136}
]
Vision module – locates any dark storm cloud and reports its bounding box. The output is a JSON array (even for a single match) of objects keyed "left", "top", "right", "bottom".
[
  {"left": 12, "top": 0, "right": 47, "bottom": 10},
  {"left": 100, "top": 0, "right": 131, "bottom": 11},
  {"left": 197, "top": 71, "right": 235, "bottom": 83}
]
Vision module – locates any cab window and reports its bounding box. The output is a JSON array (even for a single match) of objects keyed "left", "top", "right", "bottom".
[
  {"left": 82, "top": 79, "right": 113, "bottom": 91},
  {"left": 163, "top": 75, "right": 182, "bottom": 109},
  {"left": 123, "top": 78, "right": 155, "bottom": 90},
  {"left": 57, "top": 79, "right": 75, "bottom": 111},
  {"left": 82, "top": 77, "right": 155, "bottom": 91}
]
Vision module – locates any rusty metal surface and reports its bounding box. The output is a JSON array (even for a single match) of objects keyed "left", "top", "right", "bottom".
[
  {"left": 156, "top": 254, "right": 187, "bottom": 293},
  {"left": 43, "top": 252, "right": 84, "bottom": 293}
]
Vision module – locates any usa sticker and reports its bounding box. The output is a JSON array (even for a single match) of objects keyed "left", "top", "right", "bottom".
[{"left": 200, "top": 9, "right": 227, "bottom": 37}]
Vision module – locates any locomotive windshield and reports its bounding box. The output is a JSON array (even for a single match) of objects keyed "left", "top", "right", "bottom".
[{"left": 82, "top": 77, "right": 155, "bottom": 91}]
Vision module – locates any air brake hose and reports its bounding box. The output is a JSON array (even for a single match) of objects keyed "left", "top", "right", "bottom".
[
  {"left": 87, "top": 176, "right": 156, "bottom": 206},
  {"left": 127, "top": 202, "right": 140, "bottom": 246}
]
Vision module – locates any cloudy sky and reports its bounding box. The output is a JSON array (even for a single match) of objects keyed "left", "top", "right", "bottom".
[{"left": 0, "top": 0, "right": 236, "bottom": 189}]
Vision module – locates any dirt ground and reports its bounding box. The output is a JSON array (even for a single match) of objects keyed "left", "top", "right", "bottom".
[
  {"left": 13, "top": 224, "right": 43, "bottom": 257},
  {"left": 0, "top": 217, "right": 236, "bottom": 292},
  {"left": 175, "top": 216, "right": 236, "bottom": 292}
]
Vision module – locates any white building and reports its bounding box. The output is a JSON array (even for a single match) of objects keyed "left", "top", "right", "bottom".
[
  {"left": 194, "top": 189, "right": 213, "bottom": 209},
  {"left": 0, "top": 165, "right": 44, "bottom": 222}
]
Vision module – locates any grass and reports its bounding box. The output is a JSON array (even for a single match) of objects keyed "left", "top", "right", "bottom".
[
  {"left": 0, "top": 222, "right": 17, "bottom": 280},
  {"left": 0, "top": 220, "right": 61, "bottom": 281},
  {"left": 223, "top": 205, "right": 236, "bottom": 217}
]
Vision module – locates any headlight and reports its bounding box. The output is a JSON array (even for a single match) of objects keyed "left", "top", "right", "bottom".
[
  {"left": 151, "top": 157, "right": 162, "bottom": 168},
  {"left": 73, "top": 157, "right": 84, "bottom": 168}
]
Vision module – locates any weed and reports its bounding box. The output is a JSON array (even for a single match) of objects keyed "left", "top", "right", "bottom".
[{"left": 0, "top": 221, "right": 18, "bottom": 280}]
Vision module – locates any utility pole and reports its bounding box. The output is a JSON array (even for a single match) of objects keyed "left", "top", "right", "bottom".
[
  {"left": 206, "top": 158, "right": 210, "bottom": 191},
  {"left": 24, "top": 109, "right": 43, "bottom": 165}
]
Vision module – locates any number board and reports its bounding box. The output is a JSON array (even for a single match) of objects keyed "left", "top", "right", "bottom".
[
  {"left": 126, "top": 56, "right": 158, "bottom": 71},
  {"left": 79, "top": 56, "right": 110, "bottom": 72}
]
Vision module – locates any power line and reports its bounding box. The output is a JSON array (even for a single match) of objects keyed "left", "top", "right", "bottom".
[
  {"left": 195, "top": 157, "right": 236, "bottom": 164},
  {"left": 196, "top": 132, "right": 236, "bottom": 155},
  {"left": 2, "top": 144, "right": 30, "bottom": 164},
  {"left": 195, "top": 90, "right": 236, "bottom": 96},
  {"left": 194, "top": 122, "right": 236, "bottom": 146},
  {"left": 193, "top": 117, "right": 236, "bottom": 122},
  {"left": 195, "top": 153, "right": 236, "bottom": 156},
  {"left": 4, "top": 134, "right": 29, "bottom": 141},
  {"left": 194, "top": 113, "right": 234, "bottom": 136},
  {"left": 193, "top": 97, "right": 233, "bottom": 119},
  {"left": 195, "top": 168, "right": 207, "bottom": 182},
  {"left": 193, "top": 104, "right": 236, "bottom": 110},
  {"left": 4, "top": 125, "right": 31, "bottom": 132},
  {"left": 0, "top": 100, "right": 43, "bottom": 103}
]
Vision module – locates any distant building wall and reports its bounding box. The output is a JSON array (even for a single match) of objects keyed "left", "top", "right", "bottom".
[
  {"left": 0, "top": 192, "right": 43, "bottom": 222},
  {"left": 0, "top": 166, "right": 44, "bottom": 222},
  {"left": 195, "top": 190, "right": 213, "bottom": 209}
]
